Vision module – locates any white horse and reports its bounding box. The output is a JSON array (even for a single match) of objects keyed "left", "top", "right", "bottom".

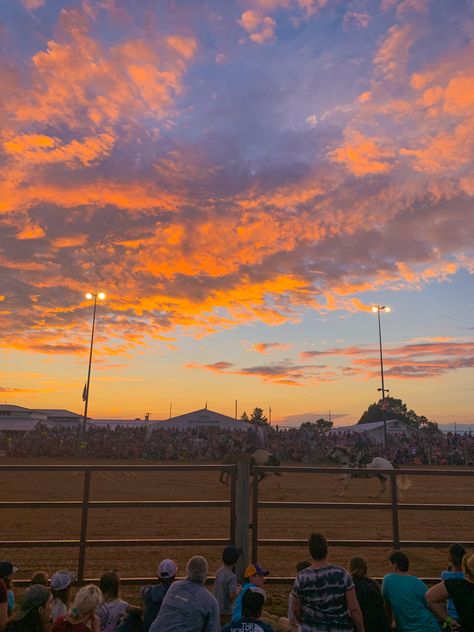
[
  {"left": 219, "top": 449, "right": 281, "bottom": 486},
  {"left": 330, "top": 446, "right": 411, "bottom": 499}
]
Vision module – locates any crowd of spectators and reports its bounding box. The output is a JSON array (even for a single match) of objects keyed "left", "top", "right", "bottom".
[
  {"left": 1, "top": 539, "right": 474, "bottom": 631},
  {"left": 1, "top": 422, "right": 474, "bottom": 465}
]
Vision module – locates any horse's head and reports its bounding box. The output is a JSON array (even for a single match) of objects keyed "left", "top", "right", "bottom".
[{"left": 329, "top": 446, "right": 350, "bottom": 462}]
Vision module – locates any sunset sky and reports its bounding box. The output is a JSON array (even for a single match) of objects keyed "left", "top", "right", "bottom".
[{"left": 1, "top": 0, "right": 473, "bottom": 425}]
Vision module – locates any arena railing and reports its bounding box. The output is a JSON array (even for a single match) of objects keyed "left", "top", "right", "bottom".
[
  {"left": 0, "top": 463, "right": 238, "bottom": 585},
  {"left": 251, "top": 465, "right": 474, "bottom": 572}
]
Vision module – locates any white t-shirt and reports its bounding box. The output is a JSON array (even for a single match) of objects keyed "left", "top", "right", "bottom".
[
  {"left": 52, "top": 597, "right": 67, "bottom": 623},
  {"left": 97, "top": 598, "right": 128, "bottom": 632}
]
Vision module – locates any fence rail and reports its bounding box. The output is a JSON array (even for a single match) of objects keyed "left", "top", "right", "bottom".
[
  {"left": 0, "top": 463, "right": 237, "bottom": 582},
  {"left": 251, "top": 465, "right": 474, "bottom": 563}
]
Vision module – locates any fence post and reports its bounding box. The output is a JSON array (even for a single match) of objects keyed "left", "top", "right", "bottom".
[
  {"left": 77, "top": 470, "right": 92, "bottom": 582},
  {"left": 251, "top": 467, "right": 259, "bottom": 563},
  {"left": 390, "top": 470, "right": 400, "bottom": 550},
  {"left": 230, "top": 465, "right": 237, "bottom": 544},
  {"left": 234, "top": 461, "right": 250, "bottom": 581}
]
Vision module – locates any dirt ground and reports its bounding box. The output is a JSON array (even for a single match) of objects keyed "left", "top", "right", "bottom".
[{"left": 1, "top": 457, "right": 473, "bottom": 618}]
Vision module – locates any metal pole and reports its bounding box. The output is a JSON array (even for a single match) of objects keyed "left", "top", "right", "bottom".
[
  {"left": 78, "top": 470, "right": 92, "bottom": 581},
  {"left": 377, "top": 307, "right": 388, "bottom": 453},
  {"left": 82, "top": 295, "right": 97, "bottom": 437},
  {"left": 390, "top": 471, "right": 400, "bottom": 550}
]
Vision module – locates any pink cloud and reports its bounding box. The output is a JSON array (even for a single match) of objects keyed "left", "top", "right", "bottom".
[{"left": 252, "top": 342, "right": 293, "bottom": 354}]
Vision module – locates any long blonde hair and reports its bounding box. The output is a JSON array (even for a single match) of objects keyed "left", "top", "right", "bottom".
[
  {"left": 462, "top": 554, "right": 474, "bottom": 581},
  {"left": 70, "top": 585, "right": 102, "bottom": 617}
]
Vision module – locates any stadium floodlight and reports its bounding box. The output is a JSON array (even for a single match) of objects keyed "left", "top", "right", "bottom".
[
  {"left": 82, "top": 291, "right": 106, "bottom": 436},
  {"left": 372, "top": 305, "right": 391, "bottom": 453}
]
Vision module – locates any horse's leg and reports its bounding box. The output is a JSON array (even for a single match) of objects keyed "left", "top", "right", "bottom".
[
  {"left": 332, "top": 474, "right": 345, "bottom": 493},
  {"left": 339, "top": 474, "right": 351, "bottom": 497},
  {"left": 370, "top": 475, "right": 386, "bottom": 498}
]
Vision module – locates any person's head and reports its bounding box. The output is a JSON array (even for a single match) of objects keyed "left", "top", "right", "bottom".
[
  {"left": 242, "top": 589, "right": 265, "bottom": 620},
  {"left": 30, "top": 572, "right": 49, "bottom": 587},
  {"left": 8, "top": 584, "right": 52, "bottom": 632},
  {"left": 389, "top": 551, "right": 409, "bottom": 573},
  {"left": 309, "top": 533, "right": 328, "bottom": 561},
  {"left": 186, "top": 556, "right": 208, "bottom": 584},
  {"left": 462, "top": 554, "right": 474, "bottom": 581},
  {"left": 350, "top": 557, "right": 368, "bottom": 578},
  {"left": 0, "top": 561, "right": 18, "bottom": 589},
  {"left": 244, "top": 564, "right": 269, "bottom": 588},
  {"left": 99, "top": 570, "right": 120, "bottom": 600},
  {"left": 50, "top": 570, "right": 75, "bottom": 603},
  {"left": 70, "top": 584, "right": 102, "bottom": 618},
  {"left": 296, "top": 561, "right": 311, "bottom": 573},
  {"left": 448, "top": 544, "right": 466, "bottom": 569},
  {"left": 157, "top": 559, "right": 177, "bottom": 583},
  {"left": 222, "top": 545, "right": 241, "bottom": 567}
]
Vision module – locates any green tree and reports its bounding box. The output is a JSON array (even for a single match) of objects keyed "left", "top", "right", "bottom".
[
  {"left": 240, "top": 411, "right": 250, "bottom": 423},
  {"left": 300, "top": 418, "right": 333, "bottom": 432},
  {"left": 249, "top": 407, "right": 269, "bottom": 427},
  {"left": 358, "top": 397, "right": 437, "bottom": 430}
]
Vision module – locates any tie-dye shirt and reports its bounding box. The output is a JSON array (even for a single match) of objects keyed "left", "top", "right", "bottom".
[{"left": 292, "top": 564, "right": 354, "bottom": 632}]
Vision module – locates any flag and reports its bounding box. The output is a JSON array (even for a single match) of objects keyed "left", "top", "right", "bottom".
[{"left": 82, "top": 383, "right": 88, "bottom": 402}]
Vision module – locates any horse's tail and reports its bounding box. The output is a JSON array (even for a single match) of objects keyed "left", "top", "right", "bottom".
[{"left": 397, "top": 475, "right": 412, "bottom": 491}]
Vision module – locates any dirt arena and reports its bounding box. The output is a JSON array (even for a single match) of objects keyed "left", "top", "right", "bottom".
[{"left": 1, "top": 457, "right": 473, "bottom": 617}]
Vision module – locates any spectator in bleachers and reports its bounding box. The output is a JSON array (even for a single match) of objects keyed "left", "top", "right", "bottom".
[
  {"left": 5, "top": 584, "right": 52, "bottom": 632},
  {"left": 214, "top": 545, "right": 242, "bottom": 627},
  {"left": 30, "top": 572, "right": 49, "bottom": 587},
  {"left": 349, "top": 557, "right": 390, "bottom": 632},
  {"left": 97, "top": 570, "right": 129, "bottom": 632},
  {"left": 232, "top": 564, "right": 268, "bottom": 623},
  {"left": 51, "top": 570, "right": 75, "bottom": 623},
  {"left": 382, "top": 551, "right": 439, "bottom": 632},
  {"left": 52, "top": 584, "right": 102, "bottom": 632},
  {"left": 0, "top": 563, "right": 17, "bottom": 617},
  {"left": 426, "top": 552, "right": 474, "bottom": 631},
  {"left": 141, "top": 559, "right": 177, "bottom": 632},
  {"left": 222, "top": 589, "right": 275, "bottom": 632},
  {"left": 440, "top": 544, "right": 466, "bottom": 623},
  {"left": 149, "top": 555, "right": 219, "bottom": 632},
  {"left": 291, "top": 533, "right": 365, "bottom": 632}
]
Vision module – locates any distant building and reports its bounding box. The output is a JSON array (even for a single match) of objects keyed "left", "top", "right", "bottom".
[
  {"left": 147, "top": 408, "right": 248, "bottom": 431},
  {"left": 329, "top": 419, "right": 419, "bottom": 444}
]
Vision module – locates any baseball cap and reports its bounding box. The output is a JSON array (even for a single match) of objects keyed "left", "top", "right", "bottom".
[
  {"left": 244, "top": 563, "right": 269, "bottom": 578},
  {"left": 0, "top": 561, "right": 18, "bottom": 579},
  {"left": 51, "top": 570, "right": 76, "bottom": 591},
  {"left": 158, "top": 559, "right": 177, "bottom": 579},
  {"left": 11, "top": 585, "right": 50, "bottom": 621}
]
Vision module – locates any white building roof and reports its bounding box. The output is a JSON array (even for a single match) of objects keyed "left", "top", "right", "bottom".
[
  {"left": 330, "top": 419, "right": 418, "bottom": 434},
  {"left": 148, "top": 408, "right": 248, "bottom": 431},
  {"left": 0, "top": 418, "right": 43, "bottom": 432}
]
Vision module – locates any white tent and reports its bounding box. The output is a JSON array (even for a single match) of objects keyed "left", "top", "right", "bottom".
[{"left": 330, "top": 419, "right": 419, "bottom": 443}]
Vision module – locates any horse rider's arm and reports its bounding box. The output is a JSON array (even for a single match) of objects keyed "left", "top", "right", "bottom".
[
  {"left": 291, "top": 594, "right": 302, "bottom": 623},
  {"left": 346, "top": 587, "right": 365, "bottom": 632},
  {"left": 426, "top": 582, "right": 460, "bottom": 629}
]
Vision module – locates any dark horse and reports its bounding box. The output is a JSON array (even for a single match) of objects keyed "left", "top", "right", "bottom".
[{"left": 219, "top": 449, "right": 281, "bottom": 486}]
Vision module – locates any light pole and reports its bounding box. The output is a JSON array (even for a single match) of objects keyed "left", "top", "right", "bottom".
[
  {"left": 372, "top": 305, "right": 390, "bottom": 452},
  {"left": 82, "top": 292, "right": 106, "bottom": 436}
]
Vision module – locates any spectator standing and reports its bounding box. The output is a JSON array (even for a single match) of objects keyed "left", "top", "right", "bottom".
[
  {"left": 214, "top": 545, "right": 241, "bottom": 626},
  {"left": 97, "top": 571, "right": 129, "bottom": 632},
  {"left": 382, "top": 551, "right": 439, "bottom": 632},
  {"left": 291, "top": 533, "right": 365, "bottom": 632},
  {"left": 141, "top": 559, "right": 177, "bottom": 632},
  {"left": 232, "top": 564, "right": 268, "bottom": 623},
  {"left": 149, "top": 555, "right": 219, "bottom": 632},
  {"left": 51, "top": 570, "right": 75, "bottom": 623},
  {"left": 283, "top": 561, "right": 311, "bottom": 632},
  {"left": 0, "top": 563, "right": 17, "bottom": 616},
  {"left": 222, "top": 589, "right": 275, "bottom": 632},
  {"left": 426, "top": 552, "right": 474, "bottom": 631},
  {"left": 52, "top": 584, "right": 102, "bottom": 632},
  {"left": 5, "top": 584, "right": 52, "bottom": 632},
  {"left": 0, "top": 576, "right": 8, "bottom": 630},
  {"left": 441, "top": 544, "right": 466, "bottom": 622},
  {"left": 349, "top": 557, "right": 390, "bottom": 632}
]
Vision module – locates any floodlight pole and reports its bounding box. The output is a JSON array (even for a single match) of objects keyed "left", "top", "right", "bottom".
[{"left": 82, "top": 294, "right": 98, "bottom": 437}]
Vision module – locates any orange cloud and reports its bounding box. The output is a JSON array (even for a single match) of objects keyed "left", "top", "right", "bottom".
[
  {"left": 252, "top": 342, "right": 293, "bottom": 354},
  {"left": 329, "top": 130, "right": 395, "bottom": 175},
  {"left": 239, "top": 10, "right": 276, "bottom": 44}
]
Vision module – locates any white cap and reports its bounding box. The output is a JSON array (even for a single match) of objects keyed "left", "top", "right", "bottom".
[
  {"left": 158, "top": 559, "right": 177, "bottom": 579},
  {"left": 51, "top": 570, "right": 75, "bottom": 591}
]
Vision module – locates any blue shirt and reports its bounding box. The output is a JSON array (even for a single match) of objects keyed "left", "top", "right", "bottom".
[
  {"left": 441, "top": 570, "right": 464, "bottom": 619},
  {"left": 382, "top": 573, "right": 439, "bottom": 632},
  {"left": 149, "top": 579, "right": 219, "bottom": 632},
  {"left": 232, "top": 582, "right": 256, "bottom": 622},
  {"left": 141, "top": 583, "right": 171, "bottom": 631}
]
